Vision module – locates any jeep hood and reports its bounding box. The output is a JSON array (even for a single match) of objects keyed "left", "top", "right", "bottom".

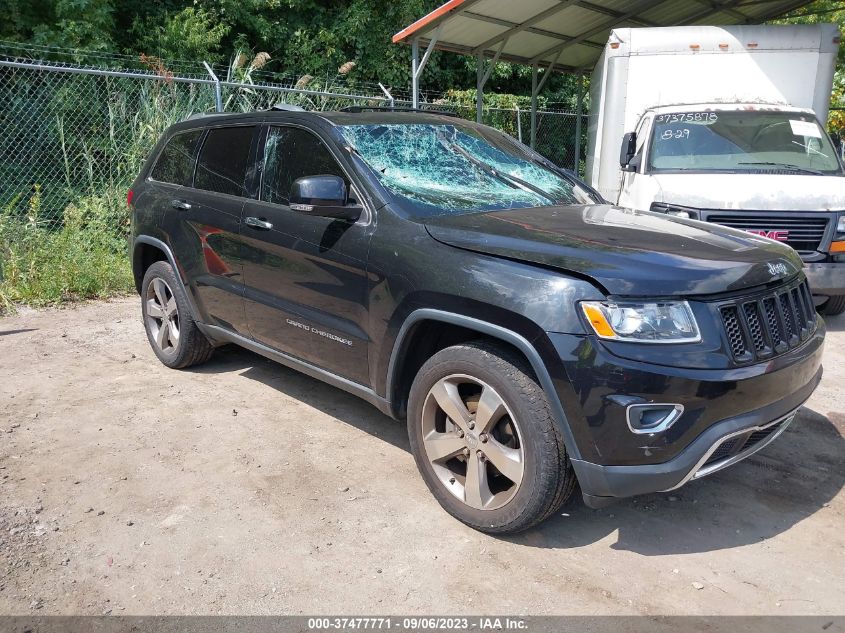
[
  {"left": 652, "top": 173, "right": 845, "bottom": 211},
  {"left": 423, "top": 205, "right": 803, "bottom": 296}
]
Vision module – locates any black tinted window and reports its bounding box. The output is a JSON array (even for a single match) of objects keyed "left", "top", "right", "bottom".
[
  {"left": 195, "top": 126, "right": 255, "bottom": 196},
  {"left": 150, "top": 130, "right": 202, "bottom": 185},
  {"left": 262, "top": 127, "right": 346, "bottom": 204}
]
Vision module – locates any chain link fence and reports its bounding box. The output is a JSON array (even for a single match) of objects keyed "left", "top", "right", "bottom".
[{"left": 0, "top": 57, "right": 588, "bottom": 227}]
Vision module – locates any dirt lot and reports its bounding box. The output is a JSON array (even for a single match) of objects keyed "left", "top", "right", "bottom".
[{"left": 0, "top": 297, "right": 843, "bottom": 616}]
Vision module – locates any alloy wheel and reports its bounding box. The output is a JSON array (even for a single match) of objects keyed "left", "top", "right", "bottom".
[
  {"left": 420, "top": 374, "right": 524, "bottom": 510},
  {"left": 145, "top": 277, "right": 180, "bottom": 354}
]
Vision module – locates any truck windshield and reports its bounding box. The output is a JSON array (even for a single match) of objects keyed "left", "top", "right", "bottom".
[
  {"left": 647, "top": 111, "right": 842, "bottom": 175},
  {"left": 339, "top": 122, "right": 595, "bottom": 215}
]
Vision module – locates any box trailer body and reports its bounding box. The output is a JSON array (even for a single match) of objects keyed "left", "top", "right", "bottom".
[{"left": 585, "top": 24, "right": 845, "bottom": 313}]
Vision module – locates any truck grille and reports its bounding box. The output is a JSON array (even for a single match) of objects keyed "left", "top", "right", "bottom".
[
  {"left": 706, "top": 215, "right": 829, "bottom": 254},
  {"left": 718, "top": 278, "right": 816, "bottom": 363}
]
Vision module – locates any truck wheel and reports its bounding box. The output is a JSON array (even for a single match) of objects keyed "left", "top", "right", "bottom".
[
  {"left": 407, "top": 341, "right": 576, "bottom": 534},
  {"left": 819, "top": 295, "right": 845, "bottom": 316},
  {"left": 141, "top": 261, "right": 213, "bottom": 369}
]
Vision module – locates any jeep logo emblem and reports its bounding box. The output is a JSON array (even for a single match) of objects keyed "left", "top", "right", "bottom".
[{"left": 767, "top": 262, "right": 789, "bottom": 277}]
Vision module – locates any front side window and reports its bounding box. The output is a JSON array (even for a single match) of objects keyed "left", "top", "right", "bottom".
[
  {"left": 261, "top": 127, "right": 347, "bottom": 205},
  {"left": 648, "top": 111, "right": 842, "bottom": 175},
  {"left": 338, "top": 122, "right": 594, "bottom": 216},
  {"left": 150, "top": 129, "right": 202, "bottom": 186},
  {"left": 195, "top": 126, "right": 255, "bottom": 196}
]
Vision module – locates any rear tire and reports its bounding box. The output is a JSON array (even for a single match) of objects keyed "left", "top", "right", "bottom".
[
  {"left": 819, "top": 295, "right": 845, "bottom": 316},
  {"left": 407, "top": 341, "right": 575, "bottom": 534},
  {"left": 141, "top": 261, "right": 213, "bottom": 369}
]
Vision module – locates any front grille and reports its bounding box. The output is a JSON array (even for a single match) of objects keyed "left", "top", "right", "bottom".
[
  {"left": 700, "top": 418, "right": 787, "bottom": 470},
  {"left": 706, "top": 215, "right": 829, "bottom": 254},
  {"left": 718, "top": 278, "right": 815, "bottom": 363},
  {"left": 743, "top": 424, "right": 781, "bottom": 448},
  {"left": 703, "top": 437, "right": 740, "bottom": 467}
]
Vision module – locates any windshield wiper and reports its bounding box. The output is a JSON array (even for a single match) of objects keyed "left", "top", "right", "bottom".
[
  {"left": 737, "top": 161, "right": 824, "bottom": 175},
  {"left": 435, "top": 132, "right": 560, "bottom": 204}
]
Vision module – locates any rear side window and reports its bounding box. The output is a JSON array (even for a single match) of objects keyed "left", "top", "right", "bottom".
[
  {"left": 150, "top": 130, "right": 202, "bottom": 186},
  {"left": 261, "top": 126, "right": 347, "bottom": 205},
  {"left": 195, "top": 126, "right": 255, "bottom": 197}
]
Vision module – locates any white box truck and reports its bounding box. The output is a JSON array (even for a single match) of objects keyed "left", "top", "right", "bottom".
[{"left": 586, "top": 24, "right": 845, "bottom": 314}]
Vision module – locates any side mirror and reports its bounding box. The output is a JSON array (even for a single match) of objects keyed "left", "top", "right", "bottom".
[
  {"left": 619, "top": 131, "right": 637, "bottom": 171},
  {"left": 290, "top": 175, "right": 362, "bottom": 221}
]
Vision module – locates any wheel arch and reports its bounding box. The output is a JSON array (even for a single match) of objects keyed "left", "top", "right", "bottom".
[
  {"left": 132, "top": 236, "right": 202, "bottom": 321},
  {"left": 385, "top": 308, "right": 582, "bottom": 460},
  {"left": 132, "top": 240, "right": 167, "bottom": 294}
]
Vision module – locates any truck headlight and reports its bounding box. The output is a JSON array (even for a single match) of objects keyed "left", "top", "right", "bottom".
[
  {"left": 837, "top": 215, "right": 845, "bottom": 235},
  {"left": 650, "top": 202, "right": 699, "bottom": 220},
  {"left": 580, "top": 301, "right": 701, "bottom": 343}
]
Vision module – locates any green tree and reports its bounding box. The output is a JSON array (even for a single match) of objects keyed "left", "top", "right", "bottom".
[{"left": 133, "top": 7, "right": 230, "bottom": 63}]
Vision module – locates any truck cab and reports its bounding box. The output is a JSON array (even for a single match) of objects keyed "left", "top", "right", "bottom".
[
  {"left": 617, "top": 103, "right": 845, "bottom": 314},
  {"left": 586, "top": 24, "right": 845, "bottom": 314}
]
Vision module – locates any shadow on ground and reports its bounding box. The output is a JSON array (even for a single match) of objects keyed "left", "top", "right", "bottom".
[
  {"left": 191, "top": 345, "right": 844, "bottom": 556},
  {"left": 0, "top": 328, "right": 37, "bottom": 337},
  {"left": 189, "top": 344, "right": 409, "bottom": 451}
]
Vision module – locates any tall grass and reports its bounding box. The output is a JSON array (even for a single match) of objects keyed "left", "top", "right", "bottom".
[
  {"left": 0, "top": 67, "right": 211, "bottom": 314},
  {"left": 0, "top": 186, "right": 134, "bottom": 311}
]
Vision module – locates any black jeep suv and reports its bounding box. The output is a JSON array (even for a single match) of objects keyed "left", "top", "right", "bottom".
[{"left": 129, "top": 108, "right": 824, "bottom": 533}]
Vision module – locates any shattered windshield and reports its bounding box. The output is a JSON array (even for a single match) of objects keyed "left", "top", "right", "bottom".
[{"left": 339, "top": 122, "right": 594, "bottom": 215}]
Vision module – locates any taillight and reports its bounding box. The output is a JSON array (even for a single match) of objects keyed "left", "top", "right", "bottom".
[{"left": 127, "top": 189, "right": 134, "bottom": 208}]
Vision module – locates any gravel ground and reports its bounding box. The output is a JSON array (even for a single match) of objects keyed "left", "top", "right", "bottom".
[{"left": 0, "top": 297, "right": 843, "bottom": 615}]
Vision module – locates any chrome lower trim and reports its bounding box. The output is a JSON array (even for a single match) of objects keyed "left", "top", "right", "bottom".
[{"left": 663, "top": 409, "right": 798, "bottom": 492}]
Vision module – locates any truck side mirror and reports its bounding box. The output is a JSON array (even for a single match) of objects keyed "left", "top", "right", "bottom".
[{"left": 619, "top": 132, "right": 637, "bottom": 171}]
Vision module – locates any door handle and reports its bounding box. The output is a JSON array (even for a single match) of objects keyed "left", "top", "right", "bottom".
[
  {"left": 245, "top": 216, "right": 273, "bottom": 230},
  {"left": 170, "top": 199, "right": 192, "bottom": 210}
]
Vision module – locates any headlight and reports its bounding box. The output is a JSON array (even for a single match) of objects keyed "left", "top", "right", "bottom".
[
  {"left": 580, "top": 301, "right": 701, "bottom": 343},
  {"left": 650, "top": 202, "right": 699, "bottom": 220},
  {"left": 837, "top": 215, "right": 845, "bottom": 234}
]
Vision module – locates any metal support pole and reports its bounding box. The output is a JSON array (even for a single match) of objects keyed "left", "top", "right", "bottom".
[
  {"left": 378, "top": 83, "right": 395, "bottom": 108},
  {"left": 530, "top": 64, "right": 538, "bottom": 149},
  {"left": 411, "top": 25, "right": 443, "bottom": 110},
  {"left": 203, "top": 61, "right": 222, "bottom": 112},
  {"left": 515, "top": 105, "right": 522, "bottom": 143},
  {"left": 475, "top": 40, "right": 505, "bottom": 124},
  {"left": 476, "top": 53, "right": 484, "bottom": 124},
  {"left": 411, "top": 38, "right": 420, "bottom": 109},
  {"left": 574, "top": 73, "right": 584, "bottom": 175}
]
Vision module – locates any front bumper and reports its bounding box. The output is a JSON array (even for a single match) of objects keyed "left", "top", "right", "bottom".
[
  {"left": 804, "top": 261, "right": 845, "bottom": 298},
  {"left": 545, "top": 320, "right": 824, "bottom": 505},
  {"left": 571, "top": 372, "right": 819, "bottom": 508}
]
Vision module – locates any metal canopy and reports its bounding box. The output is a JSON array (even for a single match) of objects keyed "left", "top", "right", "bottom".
[
  {"left": 393, "top": 0, "right": 814, "bottom": 74},
  {"left": 394, "top": 0, "right": 816, "bottom": 150}
]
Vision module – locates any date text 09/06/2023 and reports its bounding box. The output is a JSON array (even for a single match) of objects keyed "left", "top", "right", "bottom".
[{"left": 307, "top": 617, "right": 528, "bottom": 630}]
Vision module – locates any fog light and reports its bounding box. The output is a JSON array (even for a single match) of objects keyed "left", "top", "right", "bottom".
[{"left": 627, "top": 403, "right": 684, "bottom": 434}]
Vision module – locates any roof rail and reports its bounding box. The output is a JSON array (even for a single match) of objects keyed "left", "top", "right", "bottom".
[
  {"left": 269, "top": 103, "right": 306, "bottom": 112},
  {"left": 187, "top": 112, "right": 231, "bottom": 120},
  {"left": 339, "top": 106, "right": 459, "bottom": 118}
]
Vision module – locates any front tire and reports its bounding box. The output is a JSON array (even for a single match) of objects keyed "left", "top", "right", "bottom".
[
  {"left": 141, "top": 261, "right": 213, "bottom": 369},
  {"left": 407, "top": 341, "right": 575, "bottom": 534},
  {"left": 819, "top": 295, "right": 845, "bottom": 316}
]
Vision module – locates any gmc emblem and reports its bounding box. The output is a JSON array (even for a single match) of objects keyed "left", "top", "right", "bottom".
[{"left": 746, "top": 229, "right": 789, "bottom": 242}]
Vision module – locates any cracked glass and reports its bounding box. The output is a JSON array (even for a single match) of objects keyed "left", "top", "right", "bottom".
[{"left": 339, "top": 123, "right": 593, "bottom": 216}]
